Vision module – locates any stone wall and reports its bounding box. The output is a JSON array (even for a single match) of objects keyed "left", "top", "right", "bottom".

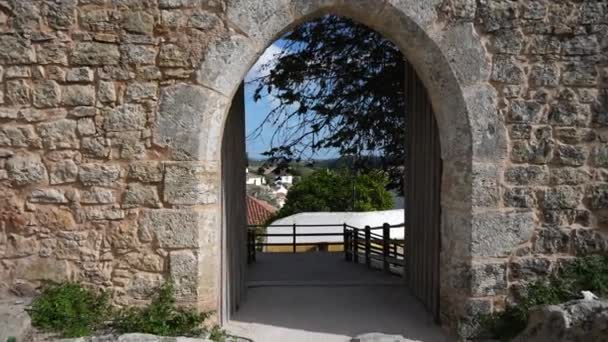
[
  {"left": 0, "top": 0, "right": 604, "bottom": 335},
  {"left": 440, "top": 0, "right": 608, "bottom": 321},
  {"left": 0, "top": 0, "right": 227, "bottom": 309}
]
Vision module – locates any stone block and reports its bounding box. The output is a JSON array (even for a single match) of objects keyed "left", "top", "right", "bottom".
[
  {"left": 138, "top": 209, "right": 216, "bottom": 248},
  {"left": 71, "top": 42, "right": 121, "bottom": 65},
  {"left": 0, "top": 125, "right": 41, "bottom": 148},
  {"left": 121, "top": 44, "right": 158, "bottom": 65},
  {"left": 226, "top": 0, "right": 293, "bottom": 44},
  {"left": 553, "top": 144, "right": 587, "bottom": 167},
  {"left": 28, "top": 188, "right": 68, "bottom": 204},
  {"left": 61, "top": 85, "right": 96, "bottom": 106},
  {"left": 170, "top": 250, "right": 198, "bottom": 299},
  {"left": 544, "top": 210, "right": 590, "bottom": 227},
  {"left": 491, "top": 56, "right": 524, "bottom": 84},
  {"left": 48, "top": 159, "right": 79, "bottom": 185},
  {"left": 79, "top": 163, "right": 121, "bottom": 187},
  {"left": 542, "top": 186, "right": 583, "bottom": 210},
  {"left": 588, "top": 183, "right": 608, "bottom": 209},
  {"left": 164, "top": 162, "right": 218, "bottom": 205},
  {"left": 122, "top": 183, "right": 161, "bottom": 208},
  {"left": 504, "top": 187, "right": 535, "bottom": 208},
  {"left": 80, "top": 187, "right": 115, "bottom": 204},
  {"left": 529, "top": 64, "right": 559, "bottom": 87},
  {"left": 6, "top": 152, "right": 48, "bottom": 186},
  {"left": 66, "top": 67, "right": 94, "bottom": 82},
  {"left": 6, "top": 79, "right": 31, "bottom": 105},
  {"left": 155, "top": 84, "right": 227, "bottom": 160},
  {"left": 81, "top": 137, "right": 110, "bottom": 159},
  {"left": 472, "top": 162, "right": 499, "bottom": 208},
  {"left": 128, "top": 161, "right": 163, "bottom": 183},
  {"left": 98, "top": 81, "right": 117, "bottom": 104},
  {"left": 125, "top": 82, "right": 158, "bottom": 102},
  {"left": 122, "top": 11, "right": 155, "bottom": 34},
  {"left": 158, "top": 44, "right": 189, "bottom": 67},
  {"left": 572, "top": 229, "right": 608, "bottom": 255},
  {"left": 32, "top": 80, "right": 62, "bottom": 108},
  {"left": 504, "top": 165, "right": 549, "bottom": 185},
  {"left": 534, "top": 226, "right": 571, "bottom": 254},
  {"left": 0, "top": 36, "right": 36, "bottom": 64},
  {"left": 509, "top": 257, "right": 552, "bottom": 281},
  {"left": 104, "top": 104, "right": 147, "bottom": 132},
  {"left": 471, "top": 210, "right": 536, "bottom": 257},
  {"left": 508, "top": 99, "right": 544, "bottom": 123},
  {"left": 196, "top": 34, "right": 257, "bottom": 95},
  {"left": 550, "top": 168, "right": 591, "bottom": 185},
  {"left": 37, "top": 119, "right": 79, "bottom": 149},
  {"left": 470, "top": 261, "right": 507, "bottom": 297}
]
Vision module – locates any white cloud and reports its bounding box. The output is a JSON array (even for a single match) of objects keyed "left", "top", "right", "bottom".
[{"left": 245, "top": 43, "right": 284, "bottom": 82}]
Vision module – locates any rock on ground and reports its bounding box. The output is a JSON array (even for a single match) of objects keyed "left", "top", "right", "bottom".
[{"left": 514, "top": 299, "right": 608, "bottom": 342}]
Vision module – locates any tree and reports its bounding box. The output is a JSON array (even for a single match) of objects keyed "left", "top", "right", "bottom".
[
  {"left": 275, "top": 169, "right": 393, "bottom": 218},
  {"left": 249, "top": 14, "right": 406, "bottom": 190}
]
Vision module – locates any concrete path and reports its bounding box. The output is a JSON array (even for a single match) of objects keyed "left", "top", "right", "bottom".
[{"left": 227, "top": 253, "right": 452, "bottom": 342}]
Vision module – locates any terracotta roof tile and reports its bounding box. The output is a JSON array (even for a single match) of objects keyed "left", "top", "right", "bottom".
[{"left": 247, "top": 195, "right": 278, "bottom": 226}]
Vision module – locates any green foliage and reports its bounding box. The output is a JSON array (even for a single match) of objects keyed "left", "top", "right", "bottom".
[
  {"left": 6, "top": 337, "right": 17, "bottom": 342},
  {"left": 250, "top": 15, "right": 406, "bottom": 190},
  {"left": 481, "top": 254, "right": 608, "bottom": 341},
  {"left": 29, "top": 281, "right": 226, "bottom": 340},
  {"left": 29, "top": 282, "right": 111, "bottom": 337},
  {"left": 276, "top": 169, "right": 393, "bottom": 218},
  {"left": 113, "top": 281, "right": 208, "bottom": 336}
]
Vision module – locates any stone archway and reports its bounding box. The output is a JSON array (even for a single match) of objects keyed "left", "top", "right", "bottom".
[{"left": 155, "top": 0, "right": 509, "bottom": 328}]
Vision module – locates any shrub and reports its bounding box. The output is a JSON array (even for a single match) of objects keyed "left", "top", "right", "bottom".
[
  {"left": 481, "top": 254, "right": 608, "bottom": 341},
  {"left": 112, "top": 281, "right": 209, "bottom": 337},
  {"left": 29, "top": 282, "right": 111, "bottom": 337}
]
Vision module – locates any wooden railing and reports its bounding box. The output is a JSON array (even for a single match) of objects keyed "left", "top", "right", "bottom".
[
  {"left": 246, "top": 222, "right": 405, "bottom": 274},
  {"left": 344, "top": 223, "right": 405, "bottom": 274}
]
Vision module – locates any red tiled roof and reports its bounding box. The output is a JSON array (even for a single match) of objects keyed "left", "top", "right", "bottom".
[{"left": 247, "top": 195, "right": 278, "bottom": 226}]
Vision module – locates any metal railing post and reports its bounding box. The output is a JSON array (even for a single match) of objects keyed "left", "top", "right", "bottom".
[
  {"left": 343, "top": 223, "right": 348, "bottom": 260},
  {"left": 252, "top": 229, "right": 257, "bottom": 262},
  {"left": 383, "top": 223, "right": 390, "bottom": 273},
  {"left": 247, "top": 229, "right": 252, "bottom": 264},
  {"left": 292, "top": 223, "right": 296, "bottom": 253},
  {"left": 365, "top": 225, "right": 371, "bottom": 268},
  {"left": 353, "top": 228, "right": 359, "bottom": 263}
]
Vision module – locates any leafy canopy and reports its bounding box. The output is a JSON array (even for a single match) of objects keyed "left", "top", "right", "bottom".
[
  {"left": 249, "top": 14, "right": 406, "bottom": 190},
  {"left": 276, "top": 169, "right": 393, "bottom": 218}
]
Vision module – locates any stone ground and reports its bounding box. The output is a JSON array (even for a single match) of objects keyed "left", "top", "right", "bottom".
[
  {"left": 226, "top": 252, "right": 452, "bottom": 342},
  {"left": 0, "top": 295, "right": 32, "bottom": 342}
]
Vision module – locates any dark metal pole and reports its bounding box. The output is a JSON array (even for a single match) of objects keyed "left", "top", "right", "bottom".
[
  {"left": 292, "top": 223, "right": 296, "bottom": 253},
  {"left": 365, "top": 225, "right": 371, "bottom": 268}
]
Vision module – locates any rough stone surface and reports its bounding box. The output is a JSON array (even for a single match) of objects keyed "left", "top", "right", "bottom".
[
  {"left": 514, "top": 300, "right": 608, "bottom": 342},
  {"left": 472, "top": 211, "right": 536, "bottom": 257},
  {"left": 0, "top": 0, "right": 603, "bottom": 334}
]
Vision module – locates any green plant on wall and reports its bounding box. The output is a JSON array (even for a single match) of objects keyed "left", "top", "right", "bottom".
[
  {"left": 28, "top": 282, "right": 112, "bottom": 337},
  {"left": 480, "top": 254, "right": 608, "bottom": 341},
  {"left": 28, "top": 281, "right": 229, "bottom": 341}
]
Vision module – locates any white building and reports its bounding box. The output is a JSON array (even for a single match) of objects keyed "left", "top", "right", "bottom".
[
  {"left": 246, "top": 168, "right": 266, "bottom": 186},
  {"left": 266, "top": 210, "right": 405, "bottom": 245}
]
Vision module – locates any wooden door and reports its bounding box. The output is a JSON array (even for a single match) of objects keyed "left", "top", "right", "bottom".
[
  {"left": 221, "top": 84, "right": 247, "bottom": 319},
  {"left": 404, "top": 62, "right": 442, "bottom": 322}
]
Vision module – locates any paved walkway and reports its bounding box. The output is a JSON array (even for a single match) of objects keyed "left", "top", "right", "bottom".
[{"left": 227, "top": 253, "right": 452, "bottom": 342}]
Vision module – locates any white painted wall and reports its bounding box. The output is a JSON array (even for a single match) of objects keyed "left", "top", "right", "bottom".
[{"left": 266, "top": 209, "right": 405, "bottom": 244}]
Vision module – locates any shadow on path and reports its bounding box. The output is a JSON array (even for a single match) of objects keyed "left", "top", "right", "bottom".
[{"left": 227, "top": 253, "right": 452, "bottom": 342}]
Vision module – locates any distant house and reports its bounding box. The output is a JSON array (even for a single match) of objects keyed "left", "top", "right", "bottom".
[
  {"left": 275, "top": 173, "right": 294, "bottom": 186},
  {"left": 274, "top": 192, "right": 287, "bottom": 208},
  {"left": 245, "top": 168, "right": 266, "bottom": 186},
  {"left": 272, "top": 184, "right": 289, "bottom": 196},
  {"left": 246, "top": 195, "right": 278, "bottom": 226}
]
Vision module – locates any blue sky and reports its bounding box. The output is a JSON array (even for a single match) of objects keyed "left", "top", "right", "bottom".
[{"left": 244, "top": 41, "right": 338, "bottom": 160}]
